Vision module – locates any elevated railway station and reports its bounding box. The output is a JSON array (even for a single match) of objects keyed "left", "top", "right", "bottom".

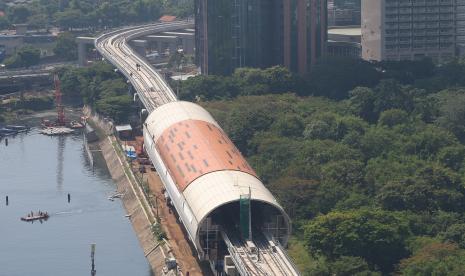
[{"left": 95, "top": 22, "right": 300, "bottom": 275}]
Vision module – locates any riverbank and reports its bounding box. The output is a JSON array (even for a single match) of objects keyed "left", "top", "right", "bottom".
[
  {"left": 0, "top": 130, "right": 151, "bottom": 276},
  {"left": 99, "top": 135, "right": 166, "bottom": 274},
  {"left": 86, "top": 107, "right": 208, "bottom": 276}
]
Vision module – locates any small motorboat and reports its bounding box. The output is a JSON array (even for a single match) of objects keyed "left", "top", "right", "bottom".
[
  {"left": 6, "top": 125, "right": 30, "bottom": 133},
  {"left": 69, "top": 120, "right": 84, "bottom": 129},
  {"left": 0, "top": 127, "right": 17, "bottom": 136},
  {"left": 21, "top": 211, "right": 49, "bottom": 222},
  {"left": 108, "top": 193, "right": 124, "bottom": 201}
]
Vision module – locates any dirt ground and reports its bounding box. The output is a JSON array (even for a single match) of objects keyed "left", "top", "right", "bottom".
[{"left": 144, "top": 169, "right": 213, "bottom": 276}]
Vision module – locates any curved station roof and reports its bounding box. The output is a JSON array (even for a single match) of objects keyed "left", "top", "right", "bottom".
[
  {"left": 145, "top": 101, "right": 290, "bottom": 245},
  {"left": 156, "top": 119, "right": 257, "bottom": 191}
]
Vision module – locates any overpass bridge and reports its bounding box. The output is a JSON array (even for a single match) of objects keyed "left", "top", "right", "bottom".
[{"left": 95, "top": 22, "right": 300, "bottom": 276}]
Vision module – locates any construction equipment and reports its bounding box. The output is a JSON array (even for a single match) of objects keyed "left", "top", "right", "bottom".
[{"left": 54, "top": 74, "right": 66, "bottom": 126}]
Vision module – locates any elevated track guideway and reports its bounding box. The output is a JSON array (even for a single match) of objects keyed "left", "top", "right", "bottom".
[
  {"left": 95, "top": 22, "right": 188, "bottom": 112},
  {"left": 95, "top": 22, "right": 300, "bottom": 276}
]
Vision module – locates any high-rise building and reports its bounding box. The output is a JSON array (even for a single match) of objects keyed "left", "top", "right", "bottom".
[
  {"left": 362, "top": 0, "right": 465, "bottom": 63},
  {"left": 328, "top": 0, "right": 361, "bottom": 26},
  {"left": 195, "top": 0, "right": 327, "bottom": 76}
]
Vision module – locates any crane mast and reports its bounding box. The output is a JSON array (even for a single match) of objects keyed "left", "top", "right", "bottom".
[{"left": 54, "top": 74, "right": 65, "bottom": 126}]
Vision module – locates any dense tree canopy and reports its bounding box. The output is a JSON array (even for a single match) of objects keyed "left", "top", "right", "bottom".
[
  {"left": 57, "top": 62, "right": 134, "bottom": 123},
  {"left": 4, "top": 45, "right": 41, "bottom": 68},
  {"left": 53, "top": 32, "right": 77, "bottom": 60},
  {"left": 198, "top": 58, "right": 465, "bottom": 274},
  {"left": 1, "top": 0, "right": 193, "bottom": 31}
]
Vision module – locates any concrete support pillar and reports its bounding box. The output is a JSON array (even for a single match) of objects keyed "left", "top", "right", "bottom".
[
  {"left": 78, "top": 42, "right": 86, "bottom": 66},
  {"left": 169, "top": 42, "right": 177, "bottom": 56},
  {"left": 182, "top": 38, "right": 195, "bottom": 55},
  {"left": 76, "top": 37, "right": 95, "bottom": 67},
  {"left": 133, "top": 45, "right": 146, "bottom": 57},
  {"left": 131, "top": 40, "right": 148, "bottom": 57}
]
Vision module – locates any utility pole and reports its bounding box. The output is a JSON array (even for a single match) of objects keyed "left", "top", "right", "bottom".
[
  {"left": 248, "top": 187, "right": 252, "bottom": 242},
  {"left": 91, "top": 243, "right": 96, "bottom": 276}
]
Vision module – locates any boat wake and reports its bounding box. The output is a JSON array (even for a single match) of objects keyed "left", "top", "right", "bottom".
[{"left": 54, "top": 209, "right": 84, "bottom": 216}]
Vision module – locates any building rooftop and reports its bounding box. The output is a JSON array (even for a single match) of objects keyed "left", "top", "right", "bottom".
[
  {"left": 159, "top": 15, "right": 177, "bottom": 23},
  {"left": 115, "top": 125, "right": 132, "bottom": 132}
]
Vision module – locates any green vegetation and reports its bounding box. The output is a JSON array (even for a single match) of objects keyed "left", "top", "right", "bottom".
[
  {"left": 57, "top": 62, "right": 134, "bottom": 123},
  {"left": 53, "top": 32, "right": 77, "bottom": 61},
  {"left": 0, "top": 0, "right": 193, "bottom": 31},
  {"left": 0, "top": 94, "right": 54, "bottom": 122},
  {"left": 189, "top": 58, "right": 465, "bottom": 274},
  {"left": 4, "top": 45, "right": 41, "bottom": 68},
  {"left": 151, "top": 223, "right": 167, "bottom": 242}
]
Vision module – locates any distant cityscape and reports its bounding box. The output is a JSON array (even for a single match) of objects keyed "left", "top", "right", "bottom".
[{"left": 194, "top": 0, "right": 465, "bottom": 75}]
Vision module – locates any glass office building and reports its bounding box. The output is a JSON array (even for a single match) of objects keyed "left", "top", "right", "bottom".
[{"left": 195, "top": 0, "right": 327, "bottom": 75}]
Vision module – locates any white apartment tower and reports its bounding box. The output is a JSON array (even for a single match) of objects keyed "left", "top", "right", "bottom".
[{"left": 362, "top": 0, "right": 465, "bottom": 62}]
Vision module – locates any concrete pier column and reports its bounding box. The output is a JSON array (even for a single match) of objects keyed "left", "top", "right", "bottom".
[
  {"left": 182, "top": 38, "right": 195, "bottom": 55},
  {"left": 131, "top": 40, "right": 148, "bottom": 57},
  {"left": 158, "top": 42, "right": 164, "bottom": 55},
  {"left": 76, "top": 37, "right": 96, "bottom": 67},
  {"left": 78, "top": 42, "right": 86, "bottom": 66},
  {"left": 168, "top": 42, "right": 177, "bottom": 56}
]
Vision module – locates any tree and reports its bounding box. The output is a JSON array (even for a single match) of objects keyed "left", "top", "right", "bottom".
[
  {"left": 0, "top": 16, "right": 10, "bottom": 30},
  {"left": 96, "top": 95, "right": 133, "bottom": 123},
  {"left": 268, "top": 177, "right": 319, "bottom": 219},
  {"left": 441, "top": 224, "right": 465, "bottom": 249},
  {"left": 179, "top": 75, "right": 239, "bottom": 101},
  {"left": 348, "top": 87, "right": 376, "bottom": 122},
  {"left": 308, "top": 57, "right": 380, "bottom": 100},
  {"left": 436, "top": 90, "right": 465, "bottom": 142},
  {"left": 303, "top": 209, "right": 410, "bottom": 272},
  {"left": 4, "top": 45, "right": 40, "bottom": 68},
  {"left": 54, "top": 9, "right": 82, "bottom": 30},
  {"left": 271, "top": 114, "right": 304, "bottom": 137},
  {"left": 372, "top": 79, "right": 413, "bottom": 115},
  {"left": 7, "top": 5, "right": 30, "bottom": 23},
  {"left": 377, "top": 58, "right": 435, "bottom": 85},
  {"left": 27, "top": 13, "right": 48, "bottom": 31},
  {"left": 53, "top": 32, "right": 77, "bottom": 60},
  {"left": 399, "top": 241, "right": 465, "bottom": 275},
  {"left": 378, "top": 109, "right": 408, "bottom": 127}
]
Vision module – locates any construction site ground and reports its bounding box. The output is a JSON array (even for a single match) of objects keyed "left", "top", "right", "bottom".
[
  {"left": 143, "top": 168, "right": 212, "bottom": 276},
  {"left": 122, "top": 136, "right": 211, "bottom": 275}
]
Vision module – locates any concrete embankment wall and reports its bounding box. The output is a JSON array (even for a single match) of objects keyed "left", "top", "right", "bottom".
[{"left": 99, "top": 136, "right": 167, "bottom": 275}]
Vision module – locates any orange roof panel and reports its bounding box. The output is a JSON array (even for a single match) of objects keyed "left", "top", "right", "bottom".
[
  {"left": 156, "top": 119, "right": 257, "bottom": 191},
  {"left": 159, "top": 15, "right": 177, "bottom": 22}
]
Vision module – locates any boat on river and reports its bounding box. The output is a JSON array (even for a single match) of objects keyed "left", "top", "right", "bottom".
[
  {"left": 21, "top": 211, "right": 49, "bottom": 222},
  {"left": 39, "top": 127, "right": 74, "bottom": 136},
  {"left": 5, "top": 125, "right": 30, "bottom": 133}
]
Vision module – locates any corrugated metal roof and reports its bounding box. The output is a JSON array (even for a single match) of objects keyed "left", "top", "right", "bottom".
[{"left": 156, "top": 119, "right": 257, "bottom": 191}]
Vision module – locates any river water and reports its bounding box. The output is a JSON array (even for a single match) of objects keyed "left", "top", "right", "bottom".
[{"left": 0, "top": 130, "right": 152, "bottom": 276}]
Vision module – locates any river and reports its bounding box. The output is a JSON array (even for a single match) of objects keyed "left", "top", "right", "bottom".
[{"left": 0, "top": 130, "right": 152, "bottom": 276}]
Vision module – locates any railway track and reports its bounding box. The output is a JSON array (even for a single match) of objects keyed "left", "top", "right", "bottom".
[
  {"left": 95, "top": 21, "right": 192, "bottom": 113},
  {"left": 95, "top": 21, "right": 300, "bottom": 276}
]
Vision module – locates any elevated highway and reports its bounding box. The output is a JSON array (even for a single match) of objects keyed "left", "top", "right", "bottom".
[{"left": 95, "top": 22, "right": 300, "bottom": 276}]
